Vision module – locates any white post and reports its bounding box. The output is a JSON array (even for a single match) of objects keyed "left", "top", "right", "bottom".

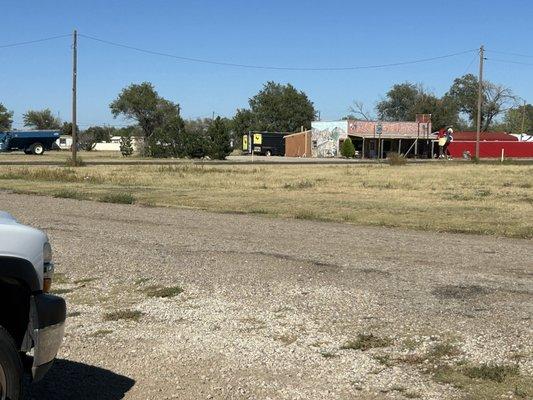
[{"left": 501, "top": 148, "right": 504, "bottom": 162}]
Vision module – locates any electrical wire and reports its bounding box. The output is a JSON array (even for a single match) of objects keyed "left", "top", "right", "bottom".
[
  {"left": 486, "top": 49, "right": 533, "bottom": 58},
  {"left": 461, "top": 53, "right": 478, "bottom": 75},
  {"left": 0, "top": 34, "right": 71, "bottom": 49},
  {"left": 486, "top": 58, "right": 533, "bottom": 66},
  {"left": 79, "top": 33, "right": 476, "bottom": 71}
]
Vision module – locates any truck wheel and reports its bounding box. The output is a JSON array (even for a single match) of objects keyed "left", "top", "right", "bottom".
[
  {"left": 31, "top": 143, "right": 44, "bottom": 155},
  {"left": 265, "top": 150, "right": 272, "bottom": 157},
  {"left": 0, "top": 327, "right": 23, "bottom": 400}
]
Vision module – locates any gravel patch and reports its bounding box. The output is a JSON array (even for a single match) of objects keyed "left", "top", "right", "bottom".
[{"left": 1, "top": 192, "right": 530, "bottom": 399}]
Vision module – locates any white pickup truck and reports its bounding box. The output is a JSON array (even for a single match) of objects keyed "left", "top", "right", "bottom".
[{"left": 0, "top": 211, "right": 66, "bottom": 399}]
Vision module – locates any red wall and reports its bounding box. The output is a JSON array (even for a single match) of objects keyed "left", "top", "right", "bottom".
[{"left": 449, "top": 141, "right": 533, "bottom": 158}]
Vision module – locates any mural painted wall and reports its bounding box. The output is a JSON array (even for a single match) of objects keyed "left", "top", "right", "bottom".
[{"left": 311, "top": 121, "right": 348, "bottom": 157}]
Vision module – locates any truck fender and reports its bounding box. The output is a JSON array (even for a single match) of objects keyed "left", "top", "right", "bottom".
[{"left": 0, "top": 256, "right": 40, "bottom": 292}]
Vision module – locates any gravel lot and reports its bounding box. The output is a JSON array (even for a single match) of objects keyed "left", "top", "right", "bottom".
[{"left": 1, "top": 192, "right": 531, "bottom": 399}]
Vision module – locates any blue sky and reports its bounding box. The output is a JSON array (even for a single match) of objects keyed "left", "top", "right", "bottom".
[{"left": 0, "top": 0, "right": 531, "bottom": 127}]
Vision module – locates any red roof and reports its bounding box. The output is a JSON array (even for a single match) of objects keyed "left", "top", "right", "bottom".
[{"left": 450, "top": 131, "right": 518, "bottom": 142}]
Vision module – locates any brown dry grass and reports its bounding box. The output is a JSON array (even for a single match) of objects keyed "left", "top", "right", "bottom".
[{"left": 0, "top": 163, "right": 531, "bottom": 238}]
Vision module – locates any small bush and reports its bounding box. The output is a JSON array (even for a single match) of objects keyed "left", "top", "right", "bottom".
[
  {"left": 283, "top": 180, "right": 315, "bottom": 190},
  {"left": 143, "top": 285, "right": 184, "bottom": 298},
  {"left": 387, "top": 152, "right": 407, "bottom": 166},
  {"left": 53, "top": 189, "right": 86, "bottom": 200},
  {"left": 103, "top": 309, "right": 143, "bottom": 322},
  {"left": 341, "top": 333, "right": 392, "bottom": 351},
  {"left": 99, "top": 192, "right": 135, "bottom": 204},
  {"left": 340, "top": 138, "right": 355, "bottom": 158},
  {"left": 64, "top": 156, "right": 85, "bottom": 167},
  {"left": 120, "top": 133, "right": 134, "bottom": 157},
  {"left": 464, "top": 364, "right": 519, "bottom": 383}
]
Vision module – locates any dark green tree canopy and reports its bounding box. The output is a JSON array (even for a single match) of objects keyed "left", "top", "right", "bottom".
[
  {"left": 447, "top": 74, "right": 517, "bottom": 131},
  {"left": 0, "top": 103, "right": 13, "bottom": 131},
  {"left": 23, "top": 108, "right": 61, "bottom": 130},
  {"left": 503, "top": 103, "right": 533, "bottom": 134},
  {"left": 236, "top": 82, "right": 316, "bottom": 134},
  {"left": 110, "top": 82, "right": 181, "bottom": 139},
  {"left": 207, "top": 117, "right": 232, "bottom": 160},
  {"left": 376, "top": 83, "right": 461, "bottom": 130}
]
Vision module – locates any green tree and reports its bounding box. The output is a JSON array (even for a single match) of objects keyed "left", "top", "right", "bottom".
[
  {"left": 110, "top": 82, "right": 181, "bottom": 142},
  {"left": 340, "top": 137, "right": 355, "bottom": 158},
  {"left": 60, "top": 121, "right": 81, "bottom": 136},
  {"left": 377, "top": 83, "right": 420, "bottom": 121},
  {"left": 23, "top": 108, "right": 61, "bottom": 130},
  {"left": 376, "top": 83, "right": 461, "bottom": 130},
  {"left": 148, "top": 115, "right": 186, "bottom": 158},
  {"left": 0, "top": 103, "right": 13, "bottom": 131},
  {"left": 207, "top": 117, "right": 232, "bottom": 159},
  {"left": 447, "top": 74, "right": 517, "bottom": 131},
  {"left": 231, "top": 109, "right": 253, "bottom": 150},
  {"left": 504, "top": 104, "right": 533, "bottom": 134},
  {"left": 243, "top": 82, "right": 316, "bottom": 132}
]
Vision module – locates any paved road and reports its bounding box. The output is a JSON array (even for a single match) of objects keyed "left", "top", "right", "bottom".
[{"left": 0, "top": 193, "right": 530, "bottom": 399}]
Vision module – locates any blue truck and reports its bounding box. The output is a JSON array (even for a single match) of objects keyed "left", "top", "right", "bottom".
[{"left": 0, "top": 131, "right": 60, "bottom": 155}]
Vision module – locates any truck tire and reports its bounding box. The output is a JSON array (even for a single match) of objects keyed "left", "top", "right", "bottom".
[
  {"left": 31, "top": 143, "right": 44, "bottom": 155},
  {"left": 0, "top": 326, "right": 23, "bottom": 400}
]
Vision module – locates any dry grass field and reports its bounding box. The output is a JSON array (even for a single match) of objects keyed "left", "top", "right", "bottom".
[{"left": 0, "top": 162, "right": 531, "bottom": 238}]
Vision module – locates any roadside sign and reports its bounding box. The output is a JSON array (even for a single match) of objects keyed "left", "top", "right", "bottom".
[
  {"left": 376, "top": 123, "right": 382, "bottom": 136},
  {"left": 253, "top": 133, "right": 262, "bottom": 145},
  {"left": 242, "top": 135, "right": 248, "bottom": 151}
]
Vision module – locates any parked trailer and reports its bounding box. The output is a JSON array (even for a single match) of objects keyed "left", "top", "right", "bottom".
[
  {"left": 243, "top": 132, "right": 290, "bottom": 156},
  {"left": 0, "top": 131, "right": 60, "bottom": 155}
]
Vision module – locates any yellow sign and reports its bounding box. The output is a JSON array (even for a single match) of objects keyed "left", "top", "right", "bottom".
[
  {"left": 242, "top": 135, "right": 248, "bottom": 150},
  {"left": 253, "top": 133, "right": 262, "bottom": 145}
]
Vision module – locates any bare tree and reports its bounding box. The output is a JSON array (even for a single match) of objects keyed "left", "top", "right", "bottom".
[
  {"left": 348, "top": 101, "right": 374, "bottom": 121},
  {"left": 482, "top": 83, "right": 519, "bottom": 131}
]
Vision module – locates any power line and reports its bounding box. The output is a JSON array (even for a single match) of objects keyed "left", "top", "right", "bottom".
[
  {"left": 461, "top": 53, "right": 478, "bottom": 75},
  {"left": 79, "top": 33, "right": 476, "bottom": 71},
  {"left": 486, "top": 58, "right": 533, "bottom": 66},
  {"left": 486, "top": 49, "right": 533, "bottom": 58},
  {"left": 0, "top": 34, "right": 71, "bottom": 49}
]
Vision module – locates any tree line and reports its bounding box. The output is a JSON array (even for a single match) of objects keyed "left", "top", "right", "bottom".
[
  {"left": 0, "top": 81, "right": 316, "bottom": 159},
  {"left": 349, "top": 74, "right": 531, "bottom": 133},
  {"left": 0, "top": 74, "right": 530, "bottom": 159}
]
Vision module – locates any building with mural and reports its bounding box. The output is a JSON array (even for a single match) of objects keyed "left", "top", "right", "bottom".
[{"left": 311, "top": 116, "right": 433, "bottom": 158}]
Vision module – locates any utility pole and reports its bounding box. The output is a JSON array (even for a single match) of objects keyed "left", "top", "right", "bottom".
[
  {"left": 475, "top": 45, "right": 484, "bottom": 160},
  {"left": 520, "top": 100, "right": 526, "bottom": 134},
  {"left": 71, "top": 30, "right": 78, "bottom": 162}
]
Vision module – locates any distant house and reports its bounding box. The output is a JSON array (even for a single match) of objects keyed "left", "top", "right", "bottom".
[
  {"left": 56, "top": 135, "right": 143, "bottom": 152},
  {"left": 56, "top": 135, "right": 73, "bottom": 150},
  {"left": 93, "top": 136, "right": 143, "bottom": 152}
]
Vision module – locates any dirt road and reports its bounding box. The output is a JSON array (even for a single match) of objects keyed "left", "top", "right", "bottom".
[{"left": 1, "top": 193, "right": 530, "bottom": 399}]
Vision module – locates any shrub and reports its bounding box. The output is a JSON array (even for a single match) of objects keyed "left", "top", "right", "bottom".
[
  {"left": 388, "top": 152, "right": 407, "bottom": 166},
  {"left": 340, "top": 138, "right": 355, "bottom": 158},
  {"left": 53, "top": 189, "right": 86, "bottom": 200},
  {"left": 143, "top": 285, "right": 184, "bottom": 298},
  {"left": 103, "top": 310, "right": 143, "bottom": 322},
  {"left": 64, "top": 156, "right": 85, "bottom": 167},
  {"left": 341, "top": 333, "right": 392, "bottom": 351},
  {"left": 120, "top": 133, "right": 134, "bottom": 157},
  {"left": 99, "top": 192, "right": 135, "bottom": 204}
]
